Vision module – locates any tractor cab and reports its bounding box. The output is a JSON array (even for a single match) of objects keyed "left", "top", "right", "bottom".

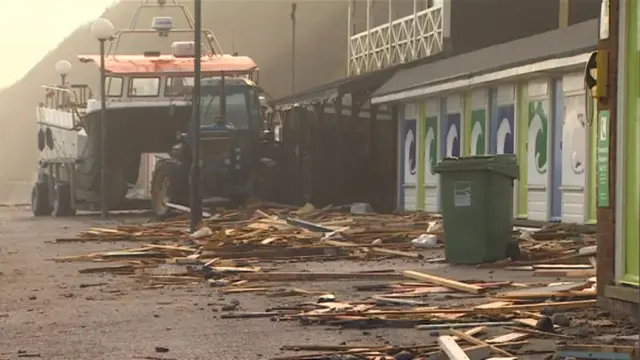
[{"left": 147, "top": 70, "right": 278, "bottom": 217}]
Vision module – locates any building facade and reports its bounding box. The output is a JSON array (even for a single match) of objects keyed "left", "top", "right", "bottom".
[
  {"left": 372, "top": 21, "right": 599, "bottom": 225},
  {"left": 597, "top": 0, "right": 639, "bottom": 317}
]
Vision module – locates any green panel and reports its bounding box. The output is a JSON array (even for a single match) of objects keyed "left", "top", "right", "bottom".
[
  {"left": 586, "top": 99, "right": 598, "bottom": 224},
  {"left": 516, "top": 83, "right": 528, "bottom": 218},
  {"left": 470, "top": 109, "right": 487, "bottom": 155},
  {"left": 417, "top": 101, "right": 426, "bottom": 210},
  {"left": 463, "top": 93, "right": 472, "bottom": 156},
  {"left": 622, "top": 0, "right": 640, "bottom": 286},
  {"left": 528, "top": 100, "right": 550, "bottom": 176}
]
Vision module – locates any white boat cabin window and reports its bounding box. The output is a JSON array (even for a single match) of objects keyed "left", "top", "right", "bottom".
[
  {"left": 129, "top": 77, "right": 161, "bottom": 97},
  {"left": 166, "top": 76, "right": 194, "bottom": 96},
  {"left": 106, "top": 76, "right": 123, "bottom": 97}
]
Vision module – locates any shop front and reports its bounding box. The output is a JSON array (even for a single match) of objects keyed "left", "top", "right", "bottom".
[
  {"left": 378, "top": 21, "right": 599, "bottom": 225},
  {"left": 614, "top": 0, "right": 640, "bottom": 289}
]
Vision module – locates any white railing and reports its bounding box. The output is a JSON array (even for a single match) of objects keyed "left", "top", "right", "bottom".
[{"left": 348, "top": 4, "right": 444, "bottom": 76}]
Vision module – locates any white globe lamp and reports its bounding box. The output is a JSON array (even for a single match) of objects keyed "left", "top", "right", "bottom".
[
  {"left": 55, "top": 60, "right": 72, "bottom": 76},
  {"left": 55, "top": 60, "right": 72, "bottom": 87},
  {"left": 91, "top": 18, "right": 115, "bottom": 41}
]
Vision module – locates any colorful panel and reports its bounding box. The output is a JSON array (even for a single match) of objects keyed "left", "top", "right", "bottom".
[
  {"left": 516, "top": 83, "right": 529, "bottom": 218},
  {"left": 470, "top": 109, "right": 487, "bottom": 155},
  {"left": 527, "top": 100, "right": 550, "bottom": 186},
  {"left": 425, "top": 116, "right": 439, "bottom": 180},
  {"left": 402, "top": 119, "right": 418, "bottom": 184},
  {"left": 417, "top": 102, "right": 426, "bottom": 210},
  {"left": 445, "top": 113, "right": 461, "bottom": 157},
  {"left": 526, "top": 78, "right": 550, "bottom": 222},
  {"left": 562, "top": 92, "right": 587, "bottom": 187},
  {"left": 561, "top": 94, "right": 588, "bottom": 222},
  {"left": 496, "top": 105, "right": 515, "bottom": 154}
]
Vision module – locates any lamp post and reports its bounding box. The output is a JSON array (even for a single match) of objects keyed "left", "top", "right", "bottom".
[
  {"left": 190, "top": 0, "right": 203, "bottom": 232},
  {"left": 54, "top": 60, "right": 71, "bottom": 87},
  {"left": 90, "top": 18, "right": 115, "bottom": 221},
  {"left": 290, "top": 3, "right": 297, "bottom": 95}
]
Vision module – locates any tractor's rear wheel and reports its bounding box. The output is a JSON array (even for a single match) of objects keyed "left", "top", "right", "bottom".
[
  {"left": 151, "top": 160, "right": 185, "bottom": 218},
  {"left": 52, "top": 182, "right": 76, "bottom": 217}
]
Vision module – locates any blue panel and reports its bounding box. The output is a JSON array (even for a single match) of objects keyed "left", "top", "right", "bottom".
[
  {"left": 496, "top": 105, "right": 515, "bottom": 154},
  {"left": 445, "top": 113, "right": 461, "bottom": 157},
  {"left": 402, "top": 119, "right": 418, "bottom": 181},
  {"left": 550, "top": 79, "right": 563, "bottom": 221},
  {"left": 488, "top": 88, "right": 498, "bottom": 153}
]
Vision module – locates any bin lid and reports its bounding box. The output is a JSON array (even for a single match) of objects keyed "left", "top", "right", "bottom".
[{"left": 433, "top": 154, "right": 519, "bottom": 179}]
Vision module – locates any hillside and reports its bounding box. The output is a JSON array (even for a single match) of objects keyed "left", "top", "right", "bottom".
[{"left": 0, "top": 0, "right": 401, "bottom": 204}]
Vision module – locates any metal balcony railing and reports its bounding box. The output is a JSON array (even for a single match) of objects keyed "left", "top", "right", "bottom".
[{"left": 348, "top": 4, "right": 444, "bottom": 76}]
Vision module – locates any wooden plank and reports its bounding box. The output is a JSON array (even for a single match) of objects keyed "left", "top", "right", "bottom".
[
  {"left": 437, "top": 336, "right": 470, "bottom": 360},
  {"left": 449, "top": 329, "right": 514, "bottom": 357},
  {"left": 451, "top": 327, "right": 487, "bottom": 341},
  {"left": 403, "top": 270, "right": 485, "bottom": 294},
  {"left": 239, "top": 272, "right": 405, "bottom": 281},
  {"left": 485, "top": 332, "right": 529, "bottom": 344},
  {"left": 515, "top": 318, "right": 559, "bottom": 330},
  {"left": 371, "top": 247, "right": 422, "bottom": 258},
  {"left": 503, "top": 326, "right": 573, "bottom": 339},
  {"left": 495, "top": 282, "right": 591, "bottom": 298},
  {"left": 474, "top": 300, "right": 596, "bottom": 313},
  {"left": 473, "top": 301, "right": 513, "bottom": 309},
  {"left": 532, "top": 264, "right": 594, "bottom": 269},
  {"left": 533, "top": 269, "right": 596, "bottom": 278}
]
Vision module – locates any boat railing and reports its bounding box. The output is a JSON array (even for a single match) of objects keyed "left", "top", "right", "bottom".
[
  {"left": 40, "top": 85, "right": 91, "bottom": 112},
  {"left": 38, "top": 85, "right": 91, "bottom": 131}
]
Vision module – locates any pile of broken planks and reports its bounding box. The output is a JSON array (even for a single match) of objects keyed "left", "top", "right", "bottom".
[
  {"left": 48, "top": 207, "right": 609, "bottom": 359},
  {"left": 488, "top": 223, "right": 597, "bottom": 280},
  {"left": 51, "top": 205, "right": 443, "bottom": 284},
  {"left": 239, "top": 270, "right": 598, "bottom": 359}
]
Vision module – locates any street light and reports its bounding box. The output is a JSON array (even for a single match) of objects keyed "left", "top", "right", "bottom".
[
  {"left": 91, "top": 17, "right": 115, "bottom": 221},
  {"left": 190, "top": 0, "right": 203, "bottom": 232},
  {"left": 54, "top": 60, "right": 71, "bottom": 87}
]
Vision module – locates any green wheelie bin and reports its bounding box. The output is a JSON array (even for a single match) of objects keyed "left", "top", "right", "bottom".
[{"left": 434, "top": 154, "right": 519, "bottom": 264}]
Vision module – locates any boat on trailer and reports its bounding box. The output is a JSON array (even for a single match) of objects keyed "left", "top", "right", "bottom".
[{"left": 31, "top": 0, "right": 265, "bottom": 216}]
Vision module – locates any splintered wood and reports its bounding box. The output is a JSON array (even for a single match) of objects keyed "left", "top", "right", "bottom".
[
  {"left": 52, "top": 205, "right": 439, "bottom": 285},
  {"left": 50, "top": 205, "right": 605, "bottom": 360},
  {"left": 487, "top": 223, "right": 598, "bottom": 281}
]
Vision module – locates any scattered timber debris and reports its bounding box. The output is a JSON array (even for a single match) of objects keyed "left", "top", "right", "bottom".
[
  {"left": 48, "top": 204, "right": 622, "bottom": 360},
  {"left": 52, "top": 204, "right": 443, "bottom": 284}
]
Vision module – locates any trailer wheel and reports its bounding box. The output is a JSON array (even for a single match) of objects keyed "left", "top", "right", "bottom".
[
  {"left": 52, "top": 182, "right": 76, "bottom": 217},
  {"left": 31, "top": 181, "right": 52, "bottom": 216},
  {"left": 151, "top": 160, "right": 185, "bottom": 218}
]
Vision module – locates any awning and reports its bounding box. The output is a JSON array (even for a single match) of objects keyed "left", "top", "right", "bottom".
[
  {"left": 371, "top": 19, "right": 598, "bottom": 104},
  {"left": 272, "top": 66, "right": 399, "bottom": 109}
]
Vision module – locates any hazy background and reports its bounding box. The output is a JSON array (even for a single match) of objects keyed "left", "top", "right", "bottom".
[{"left": 0, "top": 0, "right": 375, "bottom": 204}]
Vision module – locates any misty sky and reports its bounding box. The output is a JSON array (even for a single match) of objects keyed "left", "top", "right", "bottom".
[{"left": 0, "top": 0, "right": 115, "bottom": 88}]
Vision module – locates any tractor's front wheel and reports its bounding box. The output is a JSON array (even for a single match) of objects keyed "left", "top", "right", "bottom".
[
  {"left": 31, "top": 180, "right": 52, "bottom": 216},
  {"left": 150, "top": 160, "right": 185, "bottom": 218}
]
